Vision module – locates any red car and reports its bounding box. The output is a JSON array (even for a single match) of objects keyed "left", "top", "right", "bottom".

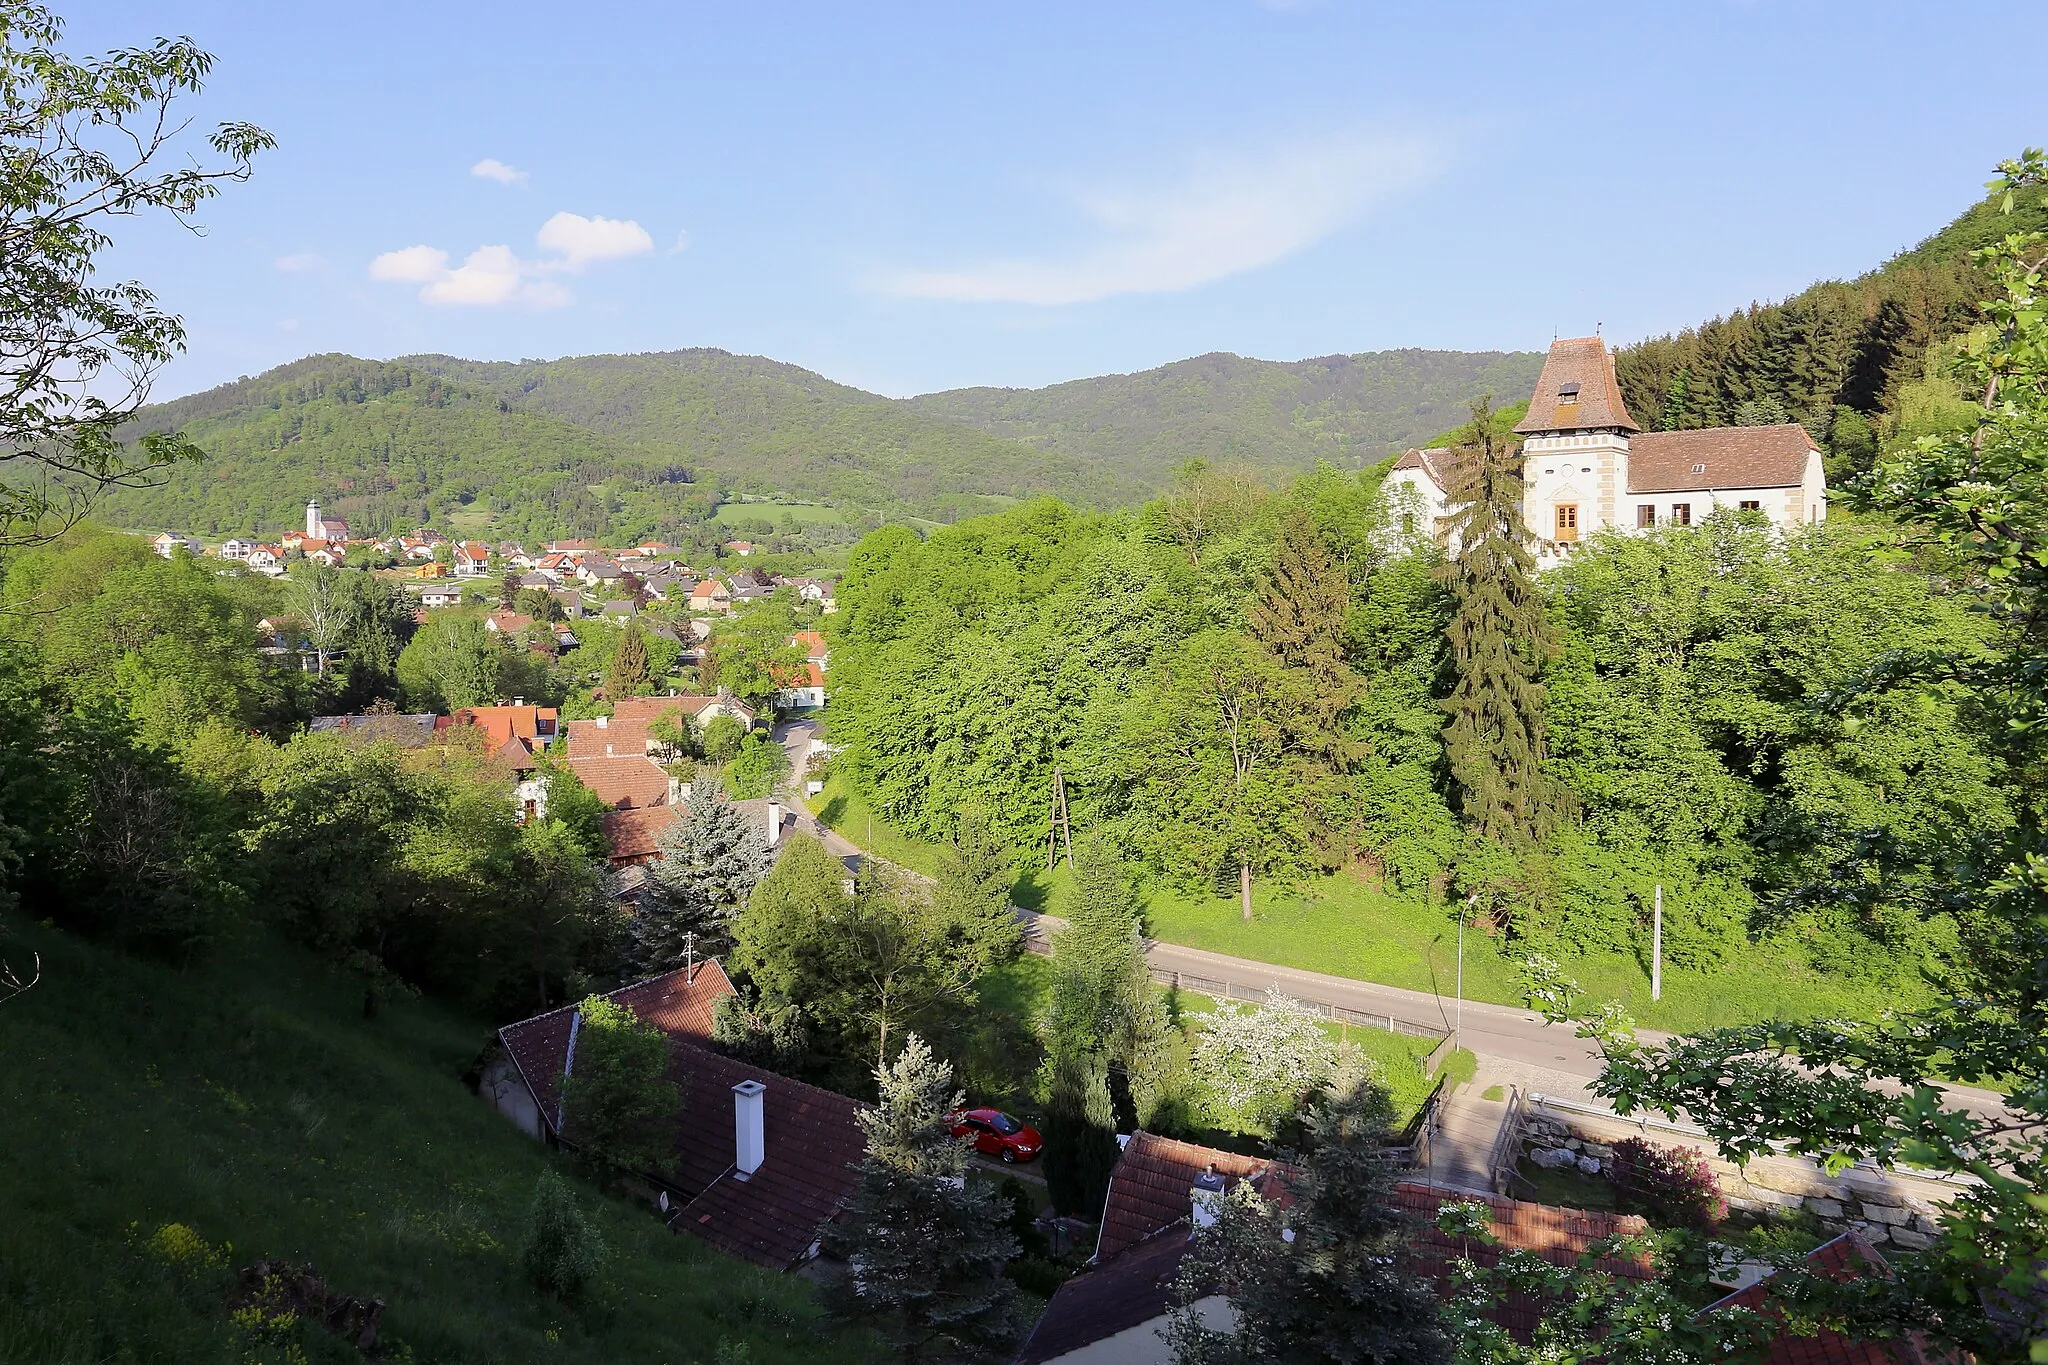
[{"left": 947, "top": 1107, "right": 1042, "bottom": 1163}]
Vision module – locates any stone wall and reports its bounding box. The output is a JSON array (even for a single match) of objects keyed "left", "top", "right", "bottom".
[{"left": 1520, "top": 1104, "right": 1958, "bottom": 1252}]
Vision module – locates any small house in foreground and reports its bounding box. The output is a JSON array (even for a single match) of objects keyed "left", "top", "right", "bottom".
[{"left": 493, "top": 963, "right": 867, "bottom": 1270}]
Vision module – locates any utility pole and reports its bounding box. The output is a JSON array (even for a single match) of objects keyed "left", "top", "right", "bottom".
[
  {"left": 1650, "top": 884, "right": 1663, "bottom": 1003},
  {"left": 1048, "top": 766, "right": 1074, "bottom": 871}
]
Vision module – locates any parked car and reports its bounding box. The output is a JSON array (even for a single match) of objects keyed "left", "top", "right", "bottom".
[{"left": 946, "top": 1107, "right": 1042, "bottom": 1163}]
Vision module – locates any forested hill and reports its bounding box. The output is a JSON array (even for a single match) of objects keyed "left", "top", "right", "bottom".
[
  {"left": 106, "top": 349, "right": 1144, "bottom": 542},
  {"left": 1612, "top": 177, "right": 2048, "bottom": 469},
  {"left": 903, "top": 348, "right": 1545, "bottom": 485}
]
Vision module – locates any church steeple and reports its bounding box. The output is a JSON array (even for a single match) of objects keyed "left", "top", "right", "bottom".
[{"left": 306, "top": 498, "right": 321, "bottom": 540}]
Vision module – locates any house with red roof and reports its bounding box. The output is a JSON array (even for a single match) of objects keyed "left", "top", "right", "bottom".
[
  {"left": 1015, "top": 1130, "right": 1920, "bottom": 1365},
  {"left": 453, "top": 541, "right": 493, "bottom": 578},
  {"left": 491, "top": 962, "right": 867, "bottom": 1271}
]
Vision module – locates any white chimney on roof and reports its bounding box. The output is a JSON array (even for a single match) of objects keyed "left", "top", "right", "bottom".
[
  {"left": 1190, "top": 1165, "right": 1227, "bottom": 1230},
  {"left": 594, "top": 714, "right": 608, "bottom": 730},
  {"left": 767, "top": 801, "right": 783, "bottom": 848},
  {"left": 732, "top": 1080, "right": 765, "bottom": 1180}
]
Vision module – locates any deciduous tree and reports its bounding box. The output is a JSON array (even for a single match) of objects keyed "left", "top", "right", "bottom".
[{"left": 560, "top": 994, "right": 681, "bottom": 1183}]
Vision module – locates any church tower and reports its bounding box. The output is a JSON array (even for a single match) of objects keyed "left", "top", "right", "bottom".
[
  {"left": 306, "top": 498, "right": 322, "bottom": 540},
  {"left": 1515, "top": 337, "right": 1639, "bottom": 562}
]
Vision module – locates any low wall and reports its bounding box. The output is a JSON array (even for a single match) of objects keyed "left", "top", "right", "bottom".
[{"left": 1521, "top": 1100, "right": 1961, "bottom": 1252}]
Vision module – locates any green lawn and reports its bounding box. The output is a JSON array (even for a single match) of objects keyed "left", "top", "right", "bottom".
[
  {"left": 813, "top": 777, "right": 1916, "bottom": 1035},
  {"left": 0, "top": 914, "right": 879, "bottom": 1365}
]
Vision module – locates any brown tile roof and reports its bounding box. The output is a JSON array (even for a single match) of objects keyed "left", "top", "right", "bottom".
[
  {"left": 1627, "top": 424, "right": 1818, "bottom": 493},
  {"left": 450, "top": 704, "right": 559, "bottom": 750},
  {"left": 566, "top": 754, "right": 672, "bottom": 809},
  {"left": 498, "top": 961, "right": 736, "bottom": 1128},
  {"left": 564, "top": 695, "right": 730, "bottom": 760},
  {"left": 1015, "top": 1224, "right": 1192, "bottom": 1365},
  {"left": 1389, "top": 445, "right": 1471, "bottom": 493},
  {"left": 1097, "top": 1131, "right": 1275, "bottom": 1262},
  {"left": 603, "top": 805, "right": 679, "bottom": 863},
  {"left": 1703, "top": 1234, "right": 1923, "bottom": 1365},
  {"left": 1515, "top": 336, "right": 1640, "bottom": 434},
  {"left": 659, "top": 1043, "right": 867, "bottom": 1269}
]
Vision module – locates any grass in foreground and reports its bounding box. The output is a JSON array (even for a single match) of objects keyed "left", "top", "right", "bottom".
[{"left": 0, "top": 914, "right": 878, "bottom": 1365}]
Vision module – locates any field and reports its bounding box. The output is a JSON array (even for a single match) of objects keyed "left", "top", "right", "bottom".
[
  {"left": 712, "top": 502, "right": 848, "bottom": 527},
  {"left": 809, "top": 777, "right": 1918, "bottom": 1034},
  {"left": 0, "top": 914, "right": 878, "bottom": 1365}
]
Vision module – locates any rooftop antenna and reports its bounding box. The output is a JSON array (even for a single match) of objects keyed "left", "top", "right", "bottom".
[{"left": 683, "top": 931, "right": 698, "bottom": 985}]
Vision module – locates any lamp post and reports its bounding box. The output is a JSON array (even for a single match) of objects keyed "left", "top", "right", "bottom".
[{"left": 1456, "top": 894, "right": 1472, "bottom": 1046}]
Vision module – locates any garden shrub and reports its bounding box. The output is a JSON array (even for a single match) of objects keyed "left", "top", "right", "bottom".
[{"left": 1606, "top": 1136, "right": 1726, "bottom": 1230}]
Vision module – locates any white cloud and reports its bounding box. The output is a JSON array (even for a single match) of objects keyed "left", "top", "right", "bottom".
[
  {"left": 367, "top": 212, "right": 653, "bottom": 307},
  {"left": 273, "top": 251, "right": 326, "bottom": 273},
  {"left": 535, "top": 212, "right": 655, "bottom": 271},
  {"left": 369, "top": 244, "right": 451, "bottom": 283},
  {"left": 669, "top": 229, "right": 692, "bottom": 255},
  {"left": 471, "top": 158, "right": 529, "bottom": 186},
  {"left": 876, "top": 129, "right": 1440, "bottom": 305}
]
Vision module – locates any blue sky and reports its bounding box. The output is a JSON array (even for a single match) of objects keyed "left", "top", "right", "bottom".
[{"left": 76, "top": 1, "right": 2048, "bottom": 400}]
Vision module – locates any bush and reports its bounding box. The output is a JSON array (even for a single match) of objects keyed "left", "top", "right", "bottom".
[
  {"left": 521, "top": 1169, "right": 608, "bottom": 1303},
  {"left": 1606, "top": 1136, "right": 1726, "bottom": 1230}
]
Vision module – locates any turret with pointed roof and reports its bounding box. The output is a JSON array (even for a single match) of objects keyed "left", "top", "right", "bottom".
[{"left": 1515, "top": 336, "right": 1639, "bottom": 435}]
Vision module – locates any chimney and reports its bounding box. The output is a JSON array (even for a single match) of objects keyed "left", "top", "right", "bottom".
[
  {"left": 1190, "top": 1165, "right": 1227, "bottom": 1230},
  {"left": 732, "top": 1080, "right": 765, "bottom": 1180},
  {"left": 594, "top": 714, "right": 608, "bottom": 730},
  {"left": 766, "top": 801, "right": 783, "bottom": 848}
]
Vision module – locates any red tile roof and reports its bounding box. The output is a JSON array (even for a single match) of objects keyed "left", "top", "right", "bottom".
[
  {"left": 658, "top": 1043, "right": 866, "bottom": 1269},
  {"left": 566, "top": 754, "right": 672, "bottom": 808},
  {"left": 486, "top": 610, "right": 535, "bottom": 633},
  {"left": 496, "top": 961, "right": 866, "bottom": 1271},
  {"left": 1627, "top": 424, "right": 1818, "bottom": 493},
  {"left": 499, "top": 961, "right": 736, "bottom": 1126},
  {"left": 1389, "top": 445, "right": 1470, "bottom": 494},
  {"left": 1015, "top": 1224, "right": 1192, "bottom": 1365},
  {"left": 1097, "top": 1131, "right": 1273, "bottom": 1262},
  {"left": 564, "top": 695, "right": 743, "bottom": 760},
  {"left": 603, "top": 805, "right": 679, "bottom": 863},
  {"left": 1703, "top": 1234, "right": 1921, "bottom": 1365},
  {"left": 1516, "top": 336, "right": 1641, "bottom": 434},
  {"left": 451, "top": 703, "right": 558, "bottom": 751}
]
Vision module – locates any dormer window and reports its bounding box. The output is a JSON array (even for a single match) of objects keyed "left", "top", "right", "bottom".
[{"left": 1557, "top": 381, "right": 1581, "bottom": 400}]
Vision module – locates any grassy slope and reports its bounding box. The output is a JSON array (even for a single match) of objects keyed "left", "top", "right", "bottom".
[
  {"left": 809, "top": 780, "right": 1915, "bottom": 1035},
  {"left": 0, "top": 914, "right": 877, "bottom": 1365}
]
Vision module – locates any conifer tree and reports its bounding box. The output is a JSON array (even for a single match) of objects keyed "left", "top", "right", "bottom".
[
  {"left": 932, "top": 807, "right": 1022, "bottom": 974},
  {"left": 608, "top": 623, "right": 652, "bottom": 698},
  {"left": 831, "top": 1035, "right": 1023, "bottom": 1360},
  {"left": 1165, "top": 1081, "right": 1449, "bottom": 1365},
  {"left": 634, "top": 784, "right": 771, "bottom": 965},
  {"left": 1248, "top": 508, "right": 1362, "bottom": 766},
  {"left": 1439, "top": 398, "right": 1567, "bottom": 845},
  {"left": 1040, "top": 850, "right": 1157, "bottom": 1215}
]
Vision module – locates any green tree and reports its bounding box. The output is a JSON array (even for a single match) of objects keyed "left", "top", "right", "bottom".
[
  {"left": 515, "top": 585, "right": 565, "bottom": 623},
  {"left": 1247, "top": 507, "right": 1363, "bottom": 768},
  {"left": 636, "top": 784, "right": 772, "bottom": 962},
  {"left": 829, "top": 1035, "right": 1022, "bottom": 1360},
  {"left": 1173, "top": 1082, "right": 1449, "bottom": 1364},
  {"left": 608, "top": 623, "right": 653, "bottom": 698},
  {"left": 559, "top": 994, "right": 681, "bottom": 1183},
  {"left": 0, "top": 4, "right": 271, "bottom": 546},
  {"left": 725, "top": 730, "right": 791, "bottom": 799},
  {"left": 1440, "top": 398, "right": 1567, "bottom": 845},
  {"left": 1040, "top": 1045, "right": 1118, "bottom": 1220},
  {"left": 731, "top": 832, "right": 854, "bottom": 1009},
  {"left": 932, "top": 807, "right": 1022, "bottom": 975},
  {"left": 506, "top": 818, "right": 613, "bottom": 1014},
  {"left": 520, "top": 1169, "right": 609, "bottom": 1305},
  {"left": 539, "top": 757, "right": 611, "bottom": 859},
  {"left": 397, "top": 615, "right": 505, "bottom": 711},
  {"left": 283, "top": 561, "right": 354, "bottom": 676},
  {"left": 701, "top": 712, "right": 745, "bottom": 762},
  {"left": 707, "top": 597, "right": 805, "bottom": 704}
]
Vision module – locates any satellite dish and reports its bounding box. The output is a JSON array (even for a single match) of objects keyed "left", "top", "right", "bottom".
[{"left": 659, "top": 1191, "right": 670, "bottom": 1214}]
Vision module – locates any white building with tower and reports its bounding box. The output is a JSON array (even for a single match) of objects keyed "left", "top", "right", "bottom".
[
  {"left": 1385, "top": 336, "right": 1827, "bottom": 564},
  {"left": 304, "top": 498, "right": 351, "bottom": 543}
]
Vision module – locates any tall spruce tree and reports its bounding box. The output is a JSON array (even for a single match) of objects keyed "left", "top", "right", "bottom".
[
  {"left": 634, "top": 784, "right": 771, "bottom": 965},
  {"left": 932, "top": 807, "right": 1022, "bottom": 975},
  {"left": 1248, "top": 508, "right": 1363, "bottom": 767},
  {"left": 1165, "top": 1081, "right": 1450, "bottom": 1365},
  {"left": 1040, "top": 850, "right": 1157, "bottom": 1215},
  {"left": 608, "top": 623, "right": 652, "bottom": 698},
  {"left": 1439, "top": 398, "right": 1567, "bottom": 845},
  {"left": 830, "top": 1034, "right": 1023, "bottom": 1360}
]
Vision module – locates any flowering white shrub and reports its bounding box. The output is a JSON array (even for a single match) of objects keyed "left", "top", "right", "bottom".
[{"left": 1189, "top": 989, "right": 1336, "bottom": 1133}]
